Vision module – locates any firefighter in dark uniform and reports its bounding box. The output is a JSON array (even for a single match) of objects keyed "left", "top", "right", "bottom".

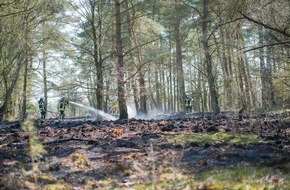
[
  {"left": 58, "top": 97, "right": 69, "bottom": 121},
  {"left": 38, "top": 97, "right": 46, "bottom": 124}
]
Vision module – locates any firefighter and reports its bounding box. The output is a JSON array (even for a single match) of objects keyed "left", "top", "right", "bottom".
[
  {"left": 58, "top": 97, "right": 69, "bottom": 121},
  {"left": 38, "top": 97, "right": 46, "bottom": 124},
  {"left": 184, "top": 96, "right": 192, "bottom": 113}
]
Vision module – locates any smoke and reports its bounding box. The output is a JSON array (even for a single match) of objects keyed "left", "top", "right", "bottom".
[{"left": 127, "top": 104, "right": 136, "bottom": 119}]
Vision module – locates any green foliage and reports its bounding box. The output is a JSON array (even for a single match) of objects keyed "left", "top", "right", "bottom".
[
  {"left": 22, "top": 120, "right": 46, "bottom": 158},
  {"left": 39, "top": 0, "right": 65, "bottom": 14},
  {"left": 21, "top": 120, "right": 47, "bottom": 189}
]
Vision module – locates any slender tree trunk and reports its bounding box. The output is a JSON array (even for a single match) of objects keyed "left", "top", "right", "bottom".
[
  {"left": 225, "top": 31, "right": 234, "bottom": 109},
  {"left": 162, "top": 69, "right": 166, "bottom": 112},
  {"left": 43, "top": 52, "right": 48, "bottom": 110},
  {"left": 237, "top": 57, "right": 247, "bottom": 110},
  {"left": 201, "top": 0, "right": 220, "bottom": 114},
  {"left": 220, "top": 28, "right": 233, "bottom": 110},
  {"left": 22, "top": 54, "right": 28, "bottom": 120},
  {"left": 148, "top": 71, "right": 158, "bottom": 110},
  {"left": 155, "top": 68, "right": 161, "bottom": 110},
  {"left": 259, "top": 25, "right": 268, "bottom": 109},
  {"left": 132, "top": 81, "right": 140, "bottom": 114},
  {"left": 214, "top": 30, "right": 226, "bottom": 110},
  {"left": 173, "top": 76, "right": 176, "bottom": 112},
  {"left": 115, "top": 0, "right": 128, "bottom": 120},
  {"left": 266, "top": 35, "right": 276, "bottom": 108},
  {"left": 202, "top": 72, "right": 208, "bottom": 113},
  {"left": 104, "top": 82, "right": 109, "bottom": 113},
  {"left": 125, "top": 0, "right": 147, "bottom": 116},
  {"left": 236, "top": 28, "right": 253, "bottom": 111},
  {"left": 168, "top": 41, "right": 173, "bottom": 113},
  {"left": 42, "top": 22, "right": 48, "bottom": 116},
  {"left": 21, "top": 17, "right": 29, "bottom": 120},
  {"left": 130, "top": 24, "right": 147, "bottom": 115}
]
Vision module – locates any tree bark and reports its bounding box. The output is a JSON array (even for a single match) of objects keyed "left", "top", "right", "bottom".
[
  {"left": 220, "top": 28, "right": 233, "bottom": 110},
  {"left": 201, "top": 0, "right": 220, "bottom": 114},
  {"left": 168, "top": 41, "right": 173, "bottom": 113},
  {"left": 21, "top": 52, "right": 28, "bottom": 120},
  {"left": 174, "top": 12, "right": 185, "bottom": 112},
  {"left": 21, "top": 17, "right": 29, "bottom": 120},
  {"left": 259, "top": 25, "right": 268, "bottom": 109},
  {"left": 265, "top": 44, "right": 276, "bottom": 107},
  {"left": 42, "top": 22, "right": 48, "bottom": 117},
  {"left": 115, "top": 0, "right": 128, "bottom": 120},
  {"left": 127, "top": 2, "right": 147, "bottom": 116},
  {"left": 89, "top": 0, "right": 103, "bottom": 115}
]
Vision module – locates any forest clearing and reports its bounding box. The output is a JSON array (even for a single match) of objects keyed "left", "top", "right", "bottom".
[{"left": 0, "top": 112, "right": 289, "bottom": 189}]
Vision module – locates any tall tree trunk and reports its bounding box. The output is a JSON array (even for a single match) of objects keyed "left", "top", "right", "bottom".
[
  {"left": 148, "top": 68, "right": 158, "bottom": 110},
  {"left": 43, "top": 51, "right": 48, "bottom": 110},
  {"left": 265, "top": 28, "right": 276, "bottom": 107},
  {"left": 237, "top": 57, "right": 247, "bottom": 110},
  {"left": 21, "top": 18, "right": 29, "bottom": 120},
  {"left": 21, "top": 52, "right": 28, "bottom": 120},
  {"left": 125, "top": 0, "right": 147, "bottom": 116},
  {"left": 129, "top": 19, "right": 147, "bottom": 115},
  {"left": 42, "top": 22, "right": 48, "bottom": 116},
  {"left": 174, "top": 13, "right": 185, "bottom": 112},
  {"left": 197, "top": 28, "right": 207, "bottom": 113},
  {"left": 168, "top": 40, "right": 173, "bottom": 113},
  {"left": 220, "top": 28, "right": 233, "bottom": 110},
  {"left": 90, "top": 0, "right": 103, "bottom": 113},
  {"left": 258, "top": 25, "right": 268, "bottom": 109},
  {"left": 155, "top": 68, "right": 161, "bottom": 110},
  {"left": 225, "top": 31, "right": 234, "bottom": 109},
  {"left": 235, "top": 29, "right": 249, "bottom": 111},
  {"left": 214, "top": 30, "right": 226, "bottom": 110},
  {"left": 162, "top": 69, "right": 166, "bottom": 112},
  {"left": 115, "top": 0, "right": 128, "bottom": 120},
  {"left": 236, "top": 27, "right": 254, "bottom": 111},
  {"left": 201, "top": 0, "right": 220, "bottom": 114},
  {"left": 202, "top": 78, "right": 207, "bottom": 113}
]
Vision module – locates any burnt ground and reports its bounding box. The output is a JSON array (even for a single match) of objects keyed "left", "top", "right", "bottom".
[{"left": 0, "top": 112, "right": 289, "bottom": 189}]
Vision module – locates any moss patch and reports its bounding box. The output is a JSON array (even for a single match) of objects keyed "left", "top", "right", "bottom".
[
  {"left": 193, "top": 164, "right": 290, "bottom": 190},
  {"left": 166, "top": 132, "right": 264, "bottom": 145},
  {"left": 43, "top": 182, "right": 71, "bottom": 190}
]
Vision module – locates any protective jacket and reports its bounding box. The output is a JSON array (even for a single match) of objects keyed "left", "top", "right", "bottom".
[
  {"left": 185, "top": 97, "right": 192, "bottom": 106},
  {"left": 38, "top": 100, "right": 46, "bottom": 112},
  {"left": 58, "top": 100, "right": 68, "bottom": 111}
]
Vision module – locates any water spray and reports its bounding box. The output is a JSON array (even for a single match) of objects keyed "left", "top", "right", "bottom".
[{"left": 69, "top": 101, "right": 117, "bottom": 121}]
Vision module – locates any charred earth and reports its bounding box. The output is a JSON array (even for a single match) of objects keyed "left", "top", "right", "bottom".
[{"left": 0, "top": 112, "right": 289, "bottom": 189}]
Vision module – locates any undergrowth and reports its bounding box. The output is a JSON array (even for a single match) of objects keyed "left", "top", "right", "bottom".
[{"left": 22, "top": 120, "right": 47, "bottom": 190}]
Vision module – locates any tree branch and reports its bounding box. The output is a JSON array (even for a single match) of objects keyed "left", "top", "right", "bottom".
[
  {"left": 239, "top": 11, "right": 290, "bottom": 37},
  {"left": 208, "top": 17, "right": 244, "bottom": 40},
  {"left": 244, "top": 41, "right": 290, "bottom": 53}
]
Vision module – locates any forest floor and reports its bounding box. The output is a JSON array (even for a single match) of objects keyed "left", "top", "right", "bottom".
[{"left": 0, "top": 111, "right": 290, "bottom": 190}]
